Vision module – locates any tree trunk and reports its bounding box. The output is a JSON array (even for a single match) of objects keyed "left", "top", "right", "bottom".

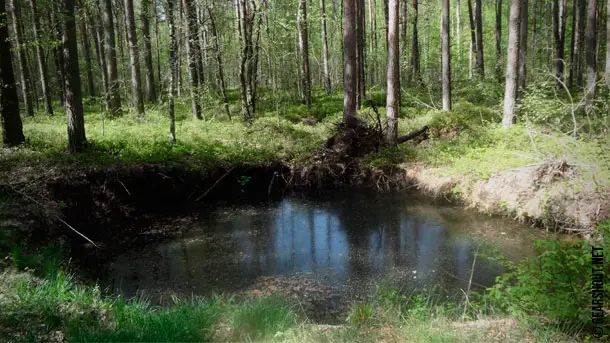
[
  {"left": 576, "top": 0, "right": 586, "bottom": 86},
  {"left": 518, "top": 0, "right": 528, "bottom": 90},
  {"left": 467, "top": 0, "right": 476, "bottom": 79},
  {"left": 78, "top": 3, "right": 96, "bottom": 100},
  {"left": 585, "top": 0, "right": 597, "bottom": 104},
  {"left": 298, "top": 0, "right": 312, "bottom": 107},
  {"left": 386, "top": 0, "right": 399, "bottom": 146},
  {"left": 29, "top": 0, "right": 53, "bottom": 115},
  {"left": 553, "top": 0, "right": 567, "bottom": 86},
  {"left": 154, "top": 0, "right": 162, "bottom": 93},
  {"left": 456, "top": 0, "right": 461, "bottom": 69},
  {"left": 124, "top": 0, "right": 145, "bottom": 116},
  {"left": 0, "top": 0, "right": 24, "bottom": 146},
  {"left": 102, "top": 0, "right": 122, "bottom": 114},
  {"left": 238, "top": 0, "right": 255, "bottom": 121},
  {"left": 92, "top": 4, "right": 109, "bottom": 110},
  {"left": 141, "top": 0, "right": 157, "bottom": 102},
  {"left": 343, "top": 0, "right": 358, "bottom": 120},
  {"left": 60, "top": 0, "right": 87, "bottom": 152},
  {"left": 605, "top": 0, "right": 610, "bottom": 86},
  {"left": 496, "top": 0, "right": 503, "bottom": 79},
  {"left": 356, "top": 0, "right": 365, "bottom": 107},
  {"left": 530, "top": 0, "right": 537, "bottom": 64},
  {"left": 50, "top": 7, "right": 65, "bottom": 106},
  {"left": 320, "top": 0, "right": 332, "bottom": 94},
  {"left": 8, "top": 0, "right": 34, "bottom": 117},
  {"left": 183, "top": 0, "right": 202, "bottom": 119},
  {"left": 441, "top": 0, "right": 452, "bottom": 111},
  {"left": 502, "top": 0, "right": 521, "bottom": 127},
  {"left": 367, "top": 0, "right": 375, "bottom": 85},
  {"left": 474, "top": 0, "right": 485, "bottom": 77},
  {"left": 167, "top": 0, "right": 177, "bottom": 143},
  {"left": 409, "top": 0, "right": 422, "bottom": 85},
  {"left": 207, "top": 4, "right": 230, "bottom": 119},
  {"left": 568, "top": 0, "right": 577, "bottom": 87}
]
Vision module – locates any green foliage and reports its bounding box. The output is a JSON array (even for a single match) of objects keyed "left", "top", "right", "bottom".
[
  {"left": 346, "top": 302, "right": 375, "bottom": 327},
  {"left": 485, "top": 222, "right": 610, "bottom": 328},
  {"left": 230, "top": 296, "right": 298, "bottom": 340}
]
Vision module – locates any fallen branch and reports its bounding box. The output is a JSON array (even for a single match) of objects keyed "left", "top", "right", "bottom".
[
  {"left": 195, "top": 167, "right": 236, "bottom": 202},
  {"left": 10, "top": 187, "right": 100, "bottom": 249},
  {"left": 397, "top": 126, "right": 429, "bottom": 144}
]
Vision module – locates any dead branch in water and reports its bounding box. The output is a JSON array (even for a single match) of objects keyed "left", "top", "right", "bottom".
[{"left": 195, "top": 167, "right": 236, "bottom": 202}]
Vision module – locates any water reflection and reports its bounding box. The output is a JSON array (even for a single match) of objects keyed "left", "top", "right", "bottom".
[{"left": 108, "top": 191, "right": 547, "bottom": 303}]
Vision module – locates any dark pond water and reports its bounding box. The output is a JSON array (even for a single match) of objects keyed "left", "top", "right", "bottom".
[{"left": 104, "top": 190, "right": 551, "bottom": 322}]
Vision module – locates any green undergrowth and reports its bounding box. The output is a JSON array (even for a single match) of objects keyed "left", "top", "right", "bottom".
[{"left": 2, "top": 222, "right": 608, "bottom": 342}]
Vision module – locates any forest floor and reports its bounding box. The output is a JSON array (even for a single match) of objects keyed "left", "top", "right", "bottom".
[{"left": 1, "top": 86, "right": 609, "bottom": 342}]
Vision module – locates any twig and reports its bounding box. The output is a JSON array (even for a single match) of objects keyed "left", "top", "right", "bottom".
[
  {"left": 437, "top": 266, "right": 489, "bottom": 289},
  {"left": 195, "top": 167, "right": 236, "bottom": 202},
  {"left": 10, "top": 187, "right": 100, "bottom": 249},
  {"left": 267, "top": 172, "right": 277, "bottom": 197},
  {"left": 462, "top": 247, "right": 479, "bottom": 318},
  {"left": 117, "top": 179, "right": 131, "bottom": 196}
]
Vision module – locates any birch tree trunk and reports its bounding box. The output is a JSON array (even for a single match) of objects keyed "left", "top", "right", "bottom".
[
  {"left": 320, "top": 0, "right": 332, "bottom": 93},
  {"left": 298, "top": 0, "right": 312, "bottom": 107},
  {"left": 343, "top": 0, "right": 358, "bottom": 120}
]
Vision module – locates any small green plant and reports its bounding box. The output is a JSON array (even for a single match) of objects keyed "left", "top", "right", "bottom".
[
  {"left": 347, "top": 302, "right": 374, "bottom": 326},
  {"left": 237, "top": 175, "right": 251, "bottom": 192}
]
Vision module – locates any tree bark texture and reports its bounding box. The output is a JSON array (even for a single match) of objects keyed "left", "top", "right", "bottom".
[
  {"left": 124, "top": 0, "right": 145, "bottom": 115},
  {"left": 475, "top": 0, "right": 485, "bottom": 77},
  {"left": 141, "top": 0, "right": 157, "bottom": 102},
  {"left": 298, "top": 0, "right": 312, "bottom": 107},
  {"left": 441, "top": 0, "right": 452, "bottom": 111},
  {"left": 8, "top": 0, "right": 34, "bottom": 116},
  {"left": 183, "top": 0, "right": 203, "bottom": 119},
  {"left": 102, "top": 0, "right": 122, "bottom": 114},
  {"left": 343, "top": 0, "right": 358, "bottom": 120},
  {"left": 503, "top": 0, "right": 521, "bottom": 127},
  {"left": 386, "top": 0, "right": 399, "bottom": 146},
  {"left": 29, "top": 0, "right": 53, "bottom": 115}
]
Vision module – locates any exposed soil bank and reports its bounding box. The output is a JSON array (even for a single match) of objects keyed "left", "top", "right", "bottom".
[{"left": 1, "top": 156, "right": 607, "bottom": 257}]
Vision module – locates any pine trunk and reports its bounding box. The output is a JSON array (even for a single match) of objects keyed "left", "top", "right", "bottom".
[
  {"left": 467, "top": 0, "right": 476, "bottom": 79},
  {"left": 298, "top": 0, "right": 312, "bottom": 107},
  {"left": 183, "top": 0, "right": 202, "bottom": 119},
  {"left": 0, "top": 0, "right": 25, "bottom": 146},
  {"left": 102, "top": 0, "right": 122, "bottom": 114},
  {"left": 61, "top": 0, "right": 87, "bottom": 152},
  {"left": 496, "top": 0, "right": 503, "bottom": 79},
  {"left": 475, "top": 0, "right": 485, "bottom": 77},
  {"left": 503, "top": 0, "right": 521, "bottom": 127},
  {"left": 386, "top": 0, "right": 399, "bottom": 146},
  {"left": 343, "top": 0, "right": 358, "bottom": 120},
  {"left": 441, "top": 0, "right": 452, "bottom": 111},
  {"left": 29, "top": 0, "right": 53, "bottom": 115},
  {"left": 167, "top": 0, "right": 176, "bottom": 143},
  {"left": 518, "top": 0, "right": 528, "bottom": 90},
  {"left": 79, "top": 6, "right": 96, "bottom": 99},
  {"left": 141, "top": 0, "right": 157, "bottom": 102},
  {"left": 409, "top": 0, "right": 421, "bottom": 85},
  {"left": 585, "top": 0, "right": 597, "bottom": 104},
  {"left": 207, "top": 4, "right": 231, "bottom": 119},
  {"left": 124, "top": 0, "right": 145, "bottom": 116},
  {"left": 320, "top": 0, "right": 332, "bottom": 93},
  {"left": 8, "top": 0, "right": 34, "bottom": 117}
]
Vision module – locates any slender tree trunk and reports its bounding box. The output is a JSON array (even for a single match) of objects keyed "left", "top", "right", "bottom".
[
  {"left": 183, "top": 0, "right": 202, "bottom": 119},
  {"left": 441, "top": 0, "right": 452, "bottom": 111},
  {"left": 585, "top": 0, "right": 597, "bottom": 105},
  {"left": 456, "top": 0, "right": 461, "bottom": 70},
  {"left": 207, "top": 4, "right": 230, "bottom": 119},
  {"left": 344, "top": 0, "right": 358, "bottom": 120},
  {"left": 29, "top": 0, "right": 53, "bottom": 115},
  {"left": 320, "top": 0, "right": 332, "bottom": 93},
  {"left": 368, "top": 0, "right": 375, "bottom": 85},
  {"left": 298, "top": 0, "right": 312, "bottom": 107},
  {"left": 503, "top": 0, "right": 521, "bottom": 127},
  {"left": 576, "top": 0, "right": 586, "bottom": 86},
  {"left": 50, "top": 7, "right": 65, "bottom": 106},
  {"left": 92, "top": 4, "right": 109, "bottom": 110},
  {"left": 8, "top": 0, "right": 34, "bottom": 116},
  {"left": 167, "top": 0, "right": 176, "bottom": 143},
  {"left": 518, "top": 0, "right": 528, "bottom": 90},
  {"left": 0, "top": 0, "right": 24, "bottom": 146},
  {"left": 238, "top": 0, "right": 255, "bottom": 121},
  {"left": 154, "top": 0, "right": 162, "bottom": 93},
  {"left": 496, "top": 0, "right": 503, "bottom": 79},
  {"left": 78, "top": 4, "right": 96, "bottom": 100},
  {"left": 530, "top": 0, "right": 537, "bottom": 64},
  {"left": 386, "top": 0, "right": 399, "bottom": 146},
  {"left": 553, "top": 0, "right": 567, "bottom": 86},
  {"left": 102, "top": 0, "right": 122, "bottom": 114},
  {"left": 60, "top": 0, "right": 87, "bottom": 152},
  {"left": 475, "top": 0, "right": 485, "bottom": 77},
  {"left": 409, "top": 0, "right": 421, "bottom": 85},
  {"left": 141, "top": 0, "right": 157, "bottom": 102},
  {"left": 124, "top": 0, "right": 145, "bottom": 116},
  {"left": 568, "top": 0, "right": 577, "bottom": 87},
  {"left": 605, "top": 0, "right": 610, "bottom": 86},
  {"left": 356, "top": 0, "right": 365, "bottom": 107},
  {"left": 467, "top": 0, "right": 476, "bottom": 79}
]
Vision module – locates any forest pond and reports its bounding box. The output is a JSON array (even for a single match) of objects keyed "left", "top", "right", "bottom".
[{"left": 101, "top": 190, "right": 552, "bottom": 322}]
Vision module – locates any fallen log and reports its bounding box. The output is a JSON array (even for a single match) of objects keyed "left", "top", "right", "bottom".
[{"left": 398, "top": 125, "right": 429, "bottom": 144}]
